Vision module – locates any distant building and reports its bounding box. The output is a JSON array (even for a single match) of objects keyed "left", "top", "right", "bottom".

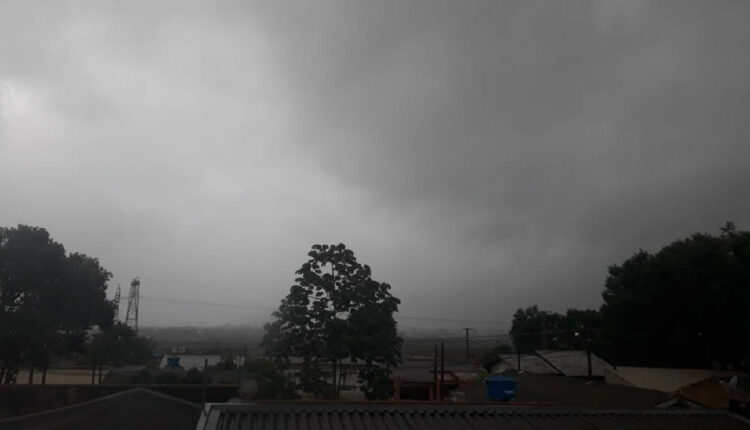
[
  {"left": 159, "top": 354, "right": 245, "bottom": 370},
  {"left": 391, "top": 358, "right": 480, "bottom": 401},
  {"left": 673, "top": 376, "right": 750, "bottom": 410},
  {"left": 280, "top": 357, "right": 370, "bottom": 391}
]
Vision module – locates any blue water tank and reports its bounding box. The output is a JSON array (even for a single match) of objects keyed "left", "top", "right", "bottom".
[
  {"left": 485, "top": 375, "right": 516, "bottom": 401},
  {"left": 166, "top": 356, "right": 181, "bottom": 368}
]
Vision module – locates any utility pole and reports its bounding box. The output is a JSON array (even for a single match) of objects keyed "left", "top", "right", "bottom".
[
  {"left": 242, "top": 344, "right": 248, "bottom": 384},
  {"left": 541, "top": 312, "right": 548, "bottom": 350},
  {"left": 440, "top": 342, "right": 445, "bottom": 401},
  {"left": 433, "top": 344, "right": 438, "bottom": 401},
  {"left": 517, "top": 349, "right": 521, "bottom": 371},
  {"left": 462, "top": 328, "right": 472, "bottom": 359},
  {"left": 125, "top": 278, "right": 140, "bottom": 336},
  {"left": 202, "top": 358, "right": 208, "bottom": 406}
]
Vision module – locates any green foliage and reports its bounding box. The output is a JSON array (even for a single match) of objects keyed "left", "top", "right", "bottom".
[
  {"left": 129, "top": 368, "right": 210, "bottom": 385},
  {"left": 509, "top": 306, "right": 604, "bottom": 355},
  {"left": 509, "top": 306, "right": 546, "bottom": 353},
  {"left": 129, "top": 368, "right": 153, "bottom": 384},
  {"left": 0, "top": 225, "right": 115, "bottom": 383},
  {"left": 262, "top": 244, "right": 402, "bottom": 399},
  {"left": 358, "top": 367, "right": 393, "bottom": 400},
  {"left": 244, "top": 359, "right": 297, "bottom": 399},
  {"left": 602, "top": 223, "right": 750, "bottom": 369},
  {"left": 182, "top": 367, "right": 209, "bottom": 384},
  {"left": 86, "top": 323, "right": 155, "bottom": 366},
  {"left": 211, "top": 351, "right": 237, "bottom": 370},
  {"left": 155, "top": 371, "right": 183, "bottom": 384}
]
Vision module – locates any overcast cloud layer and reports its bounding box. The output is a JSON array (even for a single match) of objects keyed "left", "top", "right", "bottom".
[{"left": 1, "top": 0, "right": 749, "bottom": 331}]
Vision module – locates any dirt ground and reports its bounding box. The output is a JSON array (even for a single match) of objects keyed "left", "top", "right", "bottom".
[{"left": 14, "top": 368, "right": 111, "bottom": 385}]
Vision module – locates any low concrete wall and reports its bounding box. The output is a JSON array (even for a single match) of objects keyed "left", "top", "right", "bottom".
[{"left": 0, "top": 384, "right": 239, "bottom": 417}]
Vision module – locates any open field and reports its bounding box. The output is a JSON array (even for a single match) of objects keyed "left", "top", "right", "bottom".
[
  {"left": 13, "top": 368, "right": 109, "bottom": 385},
  {"left": 141, "top": 325, "right": 512, "bottom": 359}
]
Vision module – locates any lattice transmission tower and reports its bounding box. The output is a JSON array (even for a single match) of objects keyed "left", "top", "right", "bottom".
[
  {"left": 113, "top": 284, "right": 121, "bottom": 322},
  {"left": 125, "top": 277, "right": 141, "bottom": 336}
]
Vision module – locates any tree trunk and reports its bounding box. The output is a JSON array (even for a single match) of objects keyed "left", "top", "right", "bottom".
[
  {"left": 42, "top": 367, "right": 47, "bottom": 384},
  {"left": 28, "top": 367, "right": 34, "bottom": 384}
]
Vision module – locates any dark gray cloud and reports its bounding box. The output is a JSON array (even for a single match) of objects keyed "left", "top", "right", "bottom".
[{"left": 1, "top": 0, "right": 749, "bottom": 331}]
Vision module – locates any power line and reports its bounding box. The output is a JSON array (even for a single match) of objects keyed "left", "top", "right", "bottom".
[
  {"left": 119, "top": 276, "right": 516, "bottom": 326},
  {"left": 115, "top": 293, "right": 514, "bottom": 326},
  {"left": 117, "top": 291, "right": 607, "bottom": 340},
  {"left": 141, "top": 295, "right": 276, "bottom": 312}
]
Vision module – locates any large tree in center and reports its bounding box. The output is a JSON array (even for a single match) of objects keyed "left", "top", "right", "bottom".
[{"left": 262, "top": 244, "right": 402, "bottom": 399}]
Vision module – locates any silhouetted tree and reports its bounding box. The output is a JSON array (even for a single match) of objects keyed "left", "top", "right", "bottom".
[
  {"left": 0, "top": 225, "right": 114, "bottom": 383},
  {"left": 509, "top": 307, "right": 604, "bottom": 355},
  {"left": 262, "top": 244, "right": 402, "bottom": 399},
  {"left": 509, "top": 306, "right": 558, "bottom": 353},
  {"left": 211, "top": 350, "right": 237, "bottom": 370},
  {"left": 244, "top": 358, "right": 297, "bottom": 399},
  {"left": 86, "top": 323, "right": 155, "bottom": 366},
  {"left": 602, "top": 223, "right": 750, "bottom": 369}
]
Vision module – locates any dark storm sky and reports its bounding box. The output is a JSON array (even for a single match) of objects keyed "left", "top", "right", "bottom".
[{"left": 1, "top": 0, "right": 749, "bottom": 330}]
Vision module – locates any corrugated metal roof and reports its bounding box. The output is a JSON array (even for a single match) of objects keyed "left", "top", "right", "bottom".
[
  {"left": 196, "top": 403, "right": 750, "bottom": 430},
  {"left": 497, "top": 350, "right": 612, "bottom": 377},
  {"left": 605, "top": 367, "right": 748, "bottom": 393},
  {"left": 463, "top": 370, "right": 671, "bottom": 408},
  {"left": 536, "top": 350, "right": 613, "bottom": 377}
]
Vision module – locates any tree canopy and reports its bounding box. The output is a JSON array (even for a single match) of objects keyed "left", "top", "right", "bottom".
[
  {"left": 0, "top": 225, "right": 115, "bottom": 383},
  {"left": 509, "top": 306, "right": 603, "bottom": 354},
  {"left": 509, "top": 223, "right": 750, "bottom": 370},
  {"left": 602, "top": 223, "right": 750, "bottom": 369},
  {"left": 262, "top": 244, "right": 402, "bottom": 399},
  {"left": 86, "top": 322, "right": 155, "bottom": 366}
]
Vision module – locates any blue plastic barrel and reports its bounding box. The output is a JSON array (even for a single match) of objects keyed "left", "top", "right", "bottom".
[{"left": 484, "top": 375, "right": 516, "bottom": 401}]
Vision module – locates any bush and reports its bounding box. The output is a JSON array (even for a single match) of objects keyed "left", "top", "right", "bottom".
[
  {"left": 155, "top": 371, "right": 182, "bottom": 384},
  {"left": 245, "top": 359, "right": 297, "bottom": 399},
  {"left": 182, "top": 368, "right": 210, "bottom": 384},
  {"left": 129, "top": 368, "right": 152, "bottom": 384}
]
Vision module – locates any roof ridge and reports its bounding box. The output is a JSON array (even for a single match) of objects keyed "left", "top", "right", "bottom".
[{"left": 0, "top": 387, "right": 199, "bottom": 424}]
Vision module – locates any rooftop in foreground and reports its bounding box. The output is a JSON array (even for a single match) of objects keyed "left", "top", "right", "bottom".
[
  {"left": 197, "top": 402, "right": 750, "bottom": 430},
  {"left": 0, "top": 387, "right": 200, "bottom": 430}
]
